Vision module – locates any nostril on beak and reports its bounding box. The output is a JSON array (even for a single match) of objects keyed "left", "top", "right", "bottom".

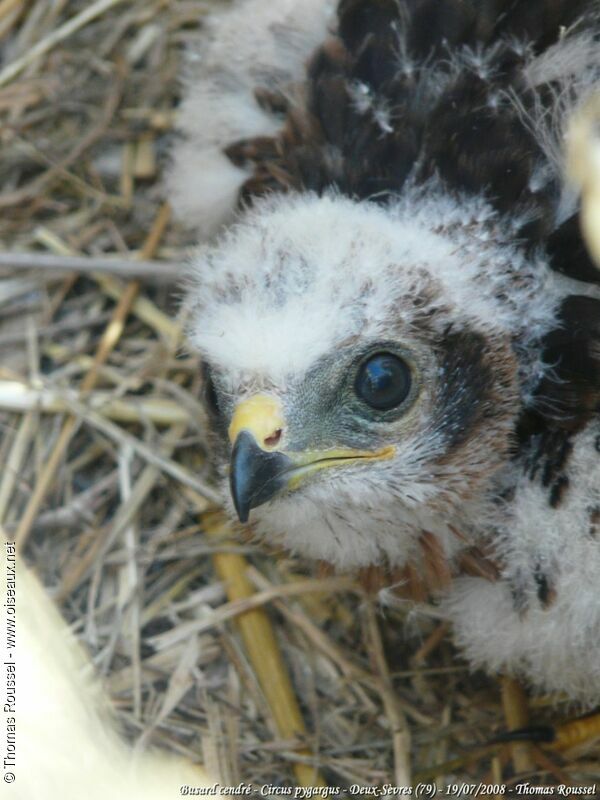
[{"left": 263, "top": 428, "right": 282, "bottom": 449}]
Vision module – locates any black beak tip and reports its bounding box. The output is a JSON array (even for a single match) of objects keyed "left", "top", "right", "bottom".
[
  {"left": 231, "top": 488, "right": 250, "bottom": 523},
  {"left": 229, "top": 430, "right": 291, "bottom": 522},
  {"left": 230, "top": 456, "right": 251, "bottom": 523}
]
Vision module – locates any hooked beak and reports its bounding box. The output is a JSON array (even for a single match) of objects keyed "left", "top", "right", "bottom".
[
  {"left": 227, "top": 394, "right": 395, "bottom": 523},
  {"left": 229, "top": 430, "right": 294, "bottom": 523}
]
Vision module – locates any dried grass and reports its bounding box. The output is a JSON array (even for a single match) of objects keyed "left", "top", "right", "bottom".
[{"left": 1, "top": 0, "right": 598, "bottom": 790}]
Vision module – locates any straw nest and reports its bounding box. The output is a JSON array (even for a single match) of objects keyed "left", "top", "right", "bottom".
[{"left": 1, "top": 0, "right": 598, "bottom": 790}]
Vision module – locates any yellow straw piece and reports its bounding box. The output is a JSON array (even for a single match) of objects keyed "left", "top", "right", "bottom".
[{"left": 203, "top": 511, "right": 326, "bottom": 788}]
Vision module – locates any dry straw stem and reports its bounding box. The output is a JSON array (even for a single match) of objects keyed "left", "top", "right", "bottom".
[
  {"left": 0, "top": 409, "right": 35, "bottom": 533},
  {"left": 0, "top": 381, "right": 190, "bottom": 426},
  {"left": 0, "top": 0, "right": 26, "bottom": 39},
  {"left": 60, "top": 387, "right": 220, "bottom": 502},
  {"left": 14, "top": 203, "right": 171, "bottom": 552},
  {"left": 146, "top": 573, "right": 356, "bottom": 650},
  {"left": 501, "top": 676, "right": 534, "bottom": 775},
  {"left": 413, "top": 744, "right": 500, "bottom": 783},
  {"left": 203, "top": 511, "right": 327, "bottom": 788},
  {"left": 363, "top": 602, "right": 412, "bottom": 787},
  {"left": 0, "top": 252, "right": 182, "bottom": 283},
  {"left": 93, "top": 272, "right": 181, "bottom": 344},
  {"left": 0, "top": 0, "right": 126, "bottom": 86}
]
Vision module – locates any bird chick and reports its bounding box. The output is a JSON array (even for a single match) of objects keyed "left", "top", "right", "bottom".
[{"left": 170, "top": 0, "right": 600, "bottom": 704}]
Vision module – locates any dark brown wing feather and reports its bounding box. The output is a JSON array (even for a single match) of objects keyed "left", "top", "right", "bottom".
[{"left": 226, "top": 0, "right": 596, "bottom": 246}]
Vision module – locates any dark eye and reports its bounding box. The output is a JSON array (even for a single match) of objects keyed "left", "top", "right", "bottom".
[
  {"left": 202, "top": 364, "right": 220, "bottom": 415},
  {"left": 355, "top": 352, "right": 412, "bottom": 410}
]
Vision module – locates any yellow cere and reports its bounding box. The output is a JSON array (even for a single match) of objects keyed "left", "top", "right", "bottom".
[{"left": 228, "top": 394, "right": 285, "bottom": 449}]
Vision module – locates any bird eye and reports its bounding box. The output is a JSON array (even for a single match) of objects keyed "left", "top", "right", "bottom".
[
  {"left": 202, "top": 364, "right": 220, "bottom": 415},
  {"left": 355, "top": 352, "right": 412, "bottom": 410}
]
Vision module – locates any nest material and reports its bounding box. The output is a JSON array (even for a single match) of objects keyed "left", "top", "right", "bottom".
[{"left": 0, "top": 0, "right": 598, "bottom": 789}]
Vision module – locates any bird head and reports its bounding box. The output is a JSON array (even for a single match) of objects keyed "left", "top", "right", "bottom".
[{"left": 184, "top": 190, "right": 556, "bottom": 569}]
